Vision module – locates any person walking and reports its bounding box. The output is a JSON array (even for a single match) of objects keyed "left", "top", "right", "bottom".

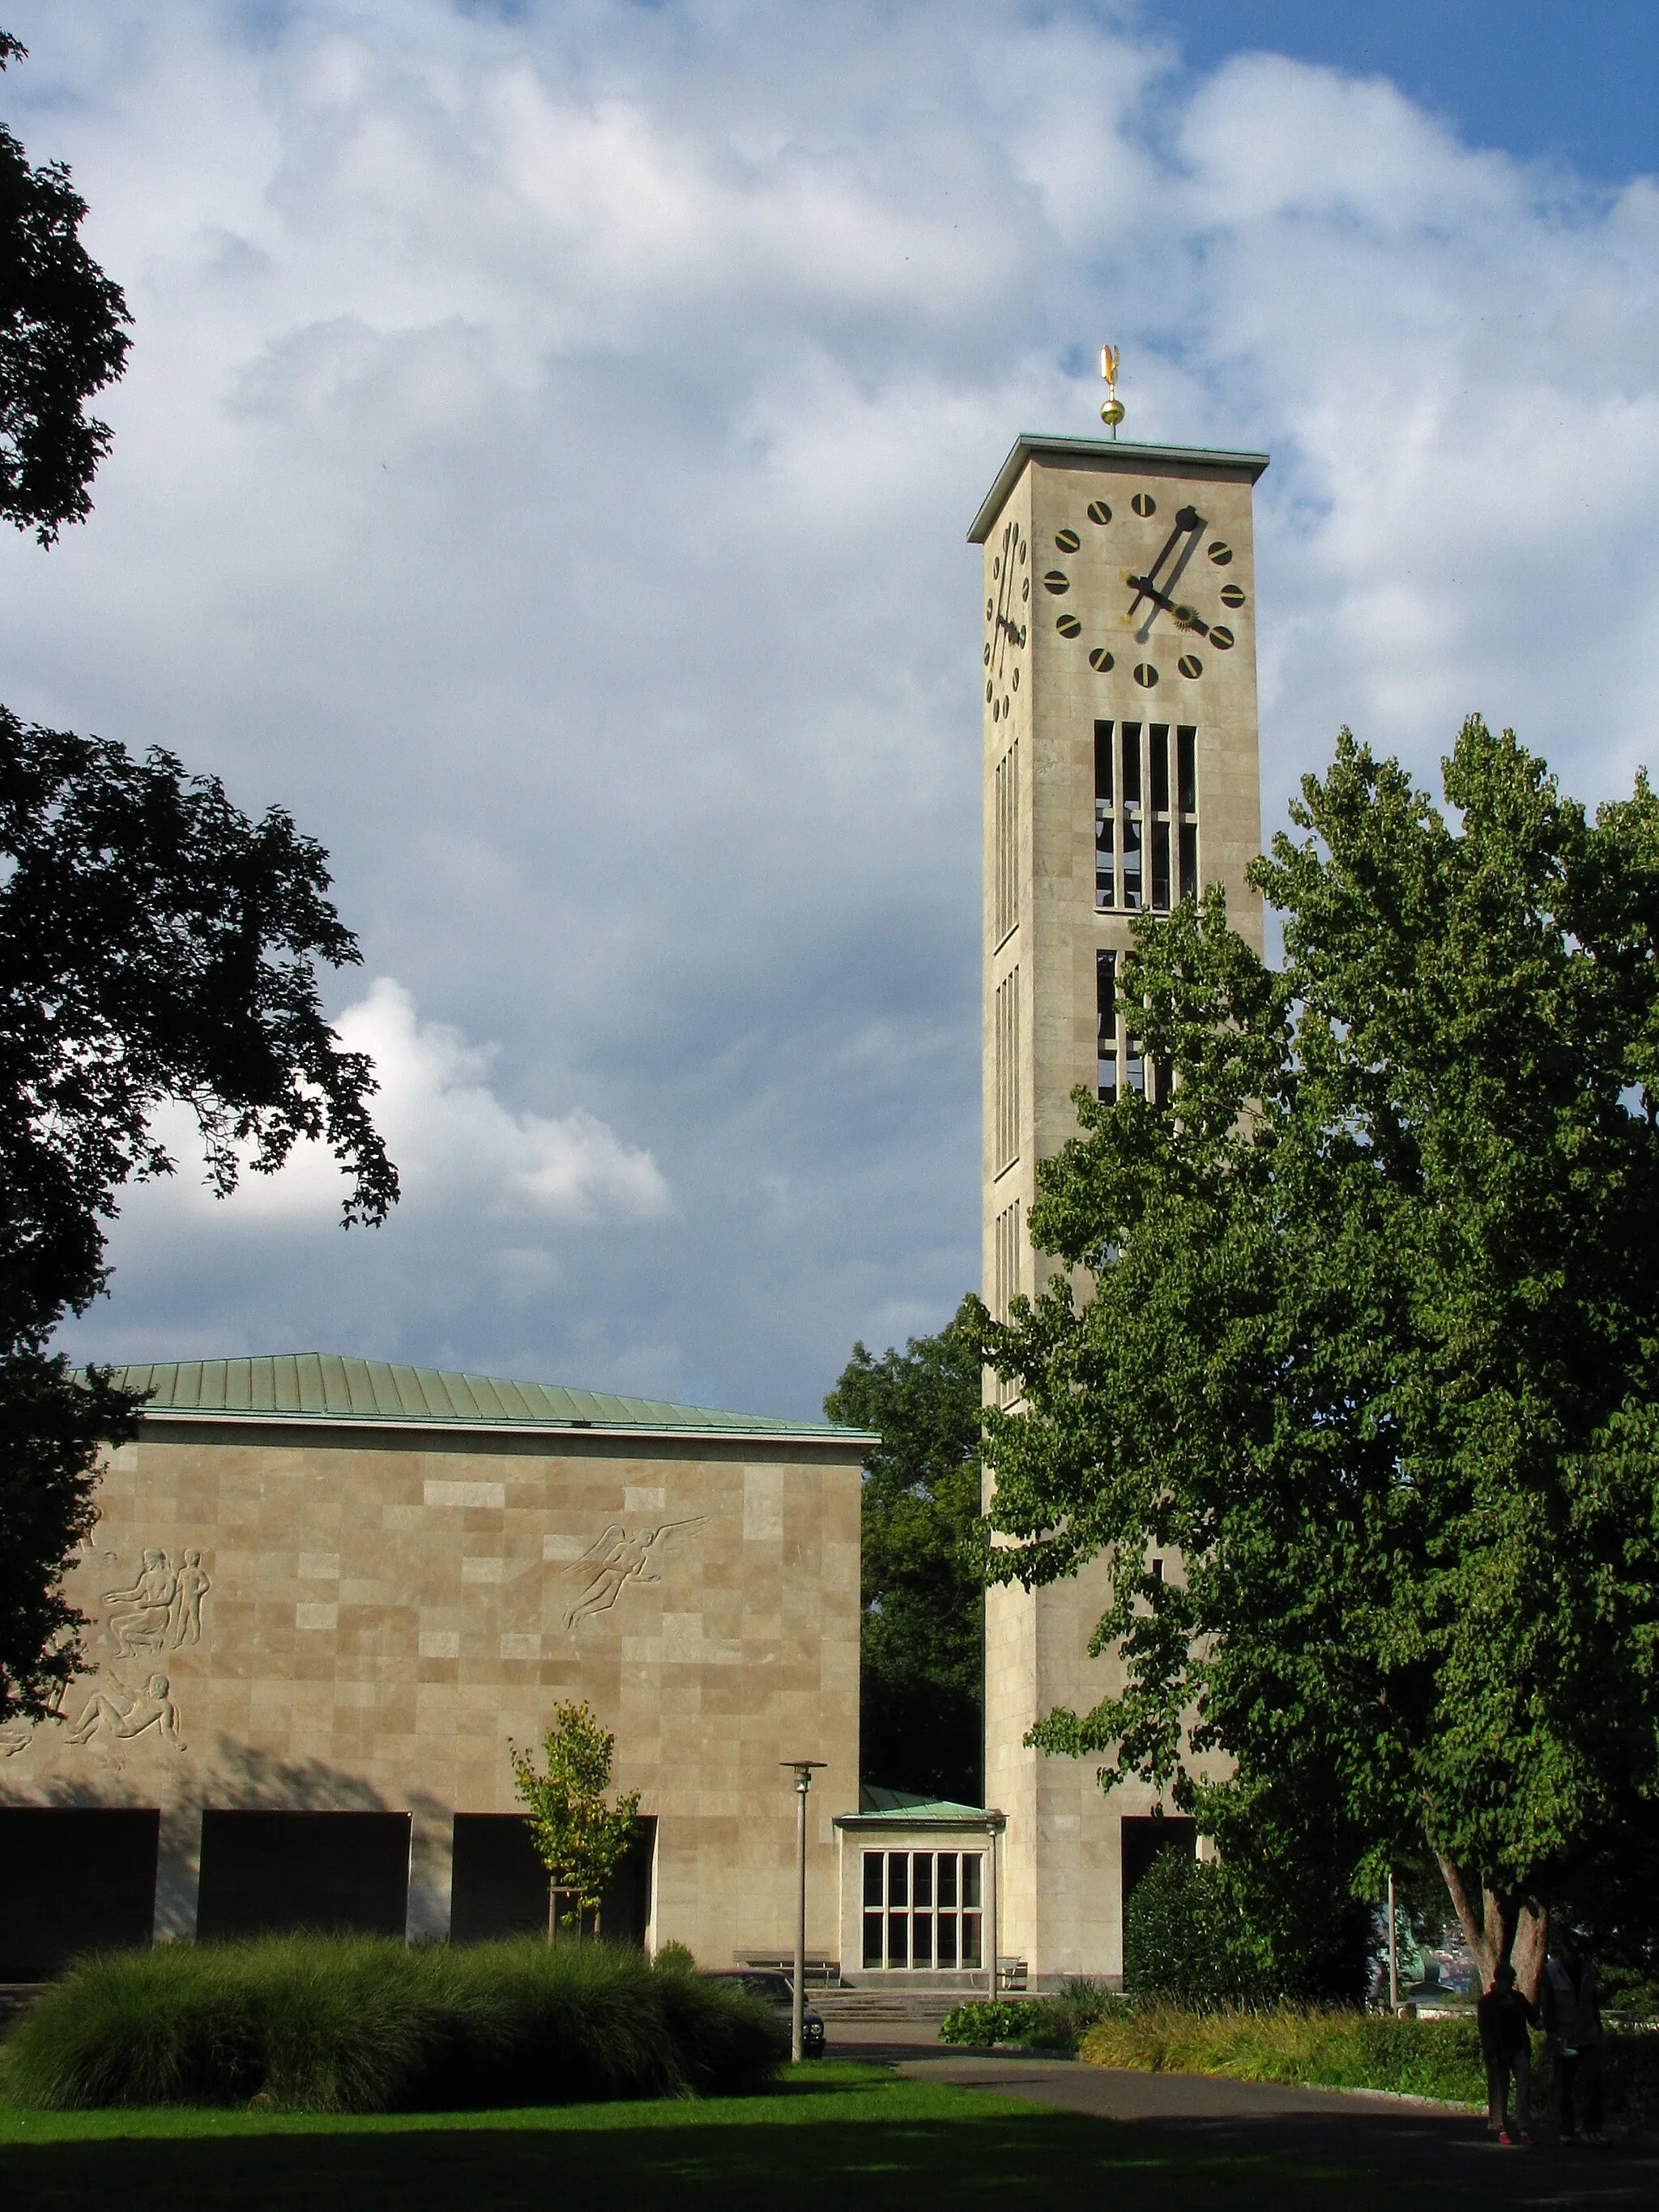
[
  {"left": 1540, "top": 1933, "right": 1606, "bottom": 2145},
  {"left": 1477, "top": 1962, "right": 1537, "bottom": 2146}
]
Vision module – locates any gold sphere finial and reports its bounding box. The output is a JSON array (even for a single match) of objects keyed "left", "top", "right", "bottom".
[{"left": 1099, "top": 343, "right": 1124, "bottom": 437}]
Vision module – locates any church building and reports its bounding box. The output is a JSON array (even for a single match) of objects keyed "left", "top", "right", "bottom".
[{"left": 2, "top": 420, "right": 1268, "bottom": 1999}]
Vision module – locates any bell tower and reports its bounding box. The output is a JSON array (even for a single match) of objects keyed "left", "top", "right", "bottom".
[{"left": 970, "top": 424, "right": 1269, "bottom": 1983}]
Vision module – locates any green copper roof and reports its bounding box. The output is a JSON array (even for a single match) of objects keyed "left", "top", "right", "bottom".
[
  {"left": 94, "top": 1355, "right": 872, "bottom": 1443},
  {"left": 850, "top": 1787, "right": 998, "bottom": 1822}
]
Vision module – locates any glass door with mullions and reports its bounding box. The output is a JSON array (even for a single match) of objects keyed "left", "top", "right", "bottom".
[{"left": 862, "top": 1848, "right": 983, "bottom": 1970}]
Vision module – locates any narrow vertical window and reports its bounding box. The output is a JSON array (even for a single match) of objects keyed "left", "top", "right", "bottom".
[
  {"left": 1009, "top": 739, "right": 1020, "bottom": 927},
  {"left": 1125, "top": 1036, "right": 1145, "bottom": 1095},
  {"left": 1177, "top": 726, "right": 1197, "bottom": 816},
  {"left": 1096, "top": 948, "right": 1118, "bottom": 1104},
  {"left": 995, "top": 970, "right": 1020, "bottom": 1172},
  {"left": 1122, "top": 816, "right": 1142, "bottom": 910},
  {"left": 1151, "top": 820, "right": 1171, "bottom": 911},
  {"left": 1149, "top": 722, "right": 1170, "bottom": 812},
  {"left": 1094, "top": 720, "right": 1114, "bottom": 806},
  {"left": 993, "top": 741, "right": 1021, "bottom": 944},
  {"left": 1121, "top": 723, "right": 1141, "bottom": 809},
  {"left": 1179, "top": 821, "right": 1198, "bottom": 901},
  {"left": 1094, "top": 718, "right": 1115, "bottom": 910}
]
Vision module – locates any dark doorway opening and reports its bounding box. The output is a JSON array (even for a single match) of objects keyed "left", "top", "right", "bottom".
[
  {"left": 1120, "top": 1813, "right": 1197, "bottom": 1958},
  {"left": 0, "top": 1806, "right": 160, "bottom": 1979},
  {"left": 450, "top": 1813, "right": 656, "bottom": 1946},
  {"left": 196, "top": 1810, "right": 410, "bottom": 1940}
]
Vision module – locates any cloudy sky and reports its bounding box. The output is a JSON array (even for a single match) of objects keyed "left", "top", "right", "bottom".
[{"left": 9, "top": 2, "right": 1657, "bottom": 1419}]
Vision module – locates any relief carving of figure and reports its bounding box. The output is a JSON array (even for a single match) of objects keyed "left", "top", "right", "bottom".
[
  {"left": 102, "top": 1550, "right": 178, "bottom": 1655},
  {"left": 560, "top": 1518, "right": 704, "bottom": 1632},
  {"left": 0, "top": 1723, "right": 32, "bottom": 1758},
  {"left": 169, "top": 1550, "right": 211, "bottom": 1646},
  {"left": 66, "top": 1672, "right": 186, "bottom": 1751}
]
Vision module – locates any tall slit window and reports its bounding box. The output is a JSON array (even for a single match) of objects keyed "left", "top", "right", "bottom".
[
  {"left": 993, "top": 740, "right": 1020, "bottom": 944},
  {"left": 1094, "top": 722, "right": 1114, "bottom": 910},
  {"left": 862, "top": 1850, "right": 983, "bottom": 1971},
  {"left": 1177, "top": 726, "right": 1198, "bottom": 900},
  {"left": 994, "top": 970, "right": 1020, "bottom": 1173},
  {"left": 1096, "top": 949, "right": 1118, "bottom": 1104}
]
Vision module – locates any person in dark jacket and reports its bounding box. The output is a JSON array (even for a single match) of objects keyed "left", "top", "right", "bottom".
[
  {"left": 1476, "top": 1961, "right": 1537, "bottom": 2144},
  {"left": 1540, "top": 1933, "right": 1606, "bottom": 2144}
]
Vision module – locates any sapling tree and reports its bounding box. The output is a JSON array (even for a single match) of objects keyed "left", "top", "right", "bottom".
[
  {"left": 511, "top": 1700, "right": 642, "bottom": 1936},
  {"left": 971, "top": 720, "right": 1659, "bottom": 1997}
]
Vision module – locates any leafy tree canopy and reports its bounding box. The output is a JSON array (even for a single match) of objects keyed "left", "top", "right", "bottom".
[
  {"left": 0, "top": 34, "right": 131, "bottom": 542},
  {"left": 0, "top": 714, "right": 399, "bottom": 1722},
  {"left": 825, "top": 1298, "right": 984, "bottom": 1803},
  {"left": 511, "top": 1700, "right": 642, "bottom": 1931},
  {"left": 971, "top": 719, "right": 1659, "bottom": 1993}
]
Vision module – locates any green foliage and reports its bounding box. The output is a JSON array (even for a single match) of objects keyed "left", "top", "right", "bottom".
[
  {"left": 1079, "top": 2003, "right": 1659, "bottom": 2122},
  {"left": 824, "top": 1297, "right": 983, "bottom": 1800},
  {"left": 0, "top": 35, "right": 131, "bottom": 542},
  {"left": 1123, "top": 1849, "right": 1275, "bottom": 2010},
  {"left": 939, "top": 1983, "right": 1120, "bottom": 2052},
  {"left": 4, "top": 1935, "right": 785, "bottom": 2111},
  {"left": 0, "top": 714, "right": 398, "bottom": 1723},
  {"left": 971, "top": 721, "right": 1659, "bottom": 1977},
  {"left": 511, "top": 1702, "right": 642, "bottom": 1927},
  {"left": 652, "top": 1940, "right": 697, "bottom": 1976}
]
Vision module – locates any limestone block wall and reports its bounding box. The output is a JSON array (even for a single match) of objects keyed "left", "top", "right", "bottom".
[{"left": 0, "top": 1418, "right": 862, "bottom": 1965}]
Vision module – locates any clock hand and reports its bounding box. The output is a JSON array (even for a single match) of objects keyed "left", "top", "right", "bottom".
[
  {"left": 1123, "top": 577, "right": 1209, "bottom": 636},
  {"left": 1125, "top": 505, "right": 1204, "bottom": 620}
]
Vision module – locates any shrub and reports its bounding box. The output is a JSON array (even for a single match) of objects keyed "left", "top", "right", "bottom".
[
  {"left": 939, "top": 1982, "right": 1121, "bottom": 2053},
  {"left": 1123, "top": 1848, "right": 1276, "bottom": 2009},
  {"left": 5, "top": 1935, "right": 785, "bottom": 2112}
]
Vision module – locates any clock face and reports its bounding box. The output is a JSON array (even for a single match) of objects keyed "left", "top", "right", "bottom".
[
  {"left": 983, "top": 514, "right": 1029, "bottom": 724},
  {"left": 1034, "top": 489, "right": 1248, "bottom": 687}
]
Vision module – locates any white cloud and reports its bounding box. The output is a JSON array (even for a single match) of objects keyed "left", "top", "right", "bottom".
[
  {"left": 3, "top": 0, "right": 1651, "bottom": 1413},
  {"left": 149, "top": 977, "right": 670, "bottom": 1229}
]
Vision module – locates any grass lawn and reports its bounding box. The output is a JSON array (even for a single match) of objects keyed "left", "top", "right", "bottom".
[{"left": 0, "top": 2059, "right": 1482, "bottom": 2211}]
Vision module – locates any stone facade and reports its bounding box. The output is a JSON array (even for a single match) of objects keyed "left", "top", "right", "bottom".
[
  {"left": 0, "top": 1362, "right": 864, "bottom": 1975},
  {"left": 972, "top": 435, "right": 1268, "bottom": 1984}
]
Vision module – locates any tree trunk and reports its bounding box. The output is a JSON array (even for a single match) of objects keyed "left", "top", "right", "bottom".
[{"left": 1436, "top": 1854, "right": 1548, "bottom": 1999}]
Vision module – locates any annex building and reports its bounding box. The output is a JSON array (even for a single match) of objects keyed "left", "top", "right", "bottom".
[{"left": 0, "top": 1356, "right": 865, "bottom": 1980}]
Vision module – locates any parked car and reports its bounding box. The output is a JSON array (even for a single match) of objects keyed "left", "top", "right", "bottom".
[{"left": 702, "top": 1970, "right": 825, "bottom": 2056}]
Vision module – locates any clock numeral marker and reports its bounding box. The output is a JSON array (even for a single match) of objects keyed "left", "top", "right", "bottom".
[
  {"left": 992, "top": 697, "right": 1001, "bottom": 722},
  {"left": 1209, "top": 625, "right": 1235, "bottom": 650},
  {"left": 1012, "top": 668, "right": 1020, "bottom": 691},
  {"left": 983, "top": 644, "right": 992, "bottom": 666},
  {"left": 1178, "top": 654, "right": 1203, "bottom": 680},
  {"left": 1088, "top": 648, "right": 1115, "bottom": 673},
  {"left": 1132, "top": 492, "right": 1156, "bottom": 518},
  {"left": 986, "top": 599, "right": 994, "bottom": 620},
  {"left": 1056, "top": 614, "right": 1082, "bottom": 638},
  {"left": 1021, "top": 578, "right": 1030, "bottom": 602},
  {"left": 1054, "top": 528, "right": 1081, "bottom": 552},
  {"left": 1087, "top": 501, "right": 1111, "bottom": 526},
  {"left": 1133, "top": 662, "right": 1159, "bottom": 688},
  {"left": 1219, "top": 584, "right": 1246, "bottom": 607},
  {"left": 1207, "top": 541, "right": 1232, "bottom": 565},
  {"left": 986, "top": 681, "right": 993, "bottom": 702},
  {"left": 1043, "top": 570, "right": 1070, "bottom": 595}
]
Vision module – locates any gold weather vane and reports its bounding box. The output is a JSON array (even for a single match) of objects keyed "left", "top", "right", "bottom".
[{"left": 1099, "top": 343, "right": 1124, "bottom": 438}]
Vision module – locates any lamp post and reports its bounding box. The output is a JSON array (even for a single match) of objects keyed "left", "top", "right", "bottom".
[
  {"left": 781, "top": 1759, "right": 825, "bottom": 2063},
  {"left": 1387, "top": 1869, "right": 1399, "bottom": 2013},
  {"left": 984, "top": 1811, "right": 1004, "bottom": 1998}
]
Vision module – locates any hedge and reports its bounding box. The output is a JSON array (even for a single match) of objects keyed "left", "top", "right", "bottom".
[
  {"left": 1078, "top": 2003, "right": 1659, "bottom": 2124},
  {"left": 2, "top": 1935, "right": 784, "bottom": 2112}
]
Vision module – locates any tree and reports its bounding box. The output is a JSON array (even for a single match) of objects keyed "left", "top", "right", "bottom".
[
  {"left": 0, "top": 714, "right": 399, "bottom": 1721},
  {"left": 825, "top": 1298, "right": 984, "bottom": 1803},
  {"left": 511, "top": 1701, "right": 642, "bottom": 1935},
  {"left": 0, "top": 33, "right": 132, "bottom": 542},
  {"left": 970, "top": 720, "right": 1659, "bottom": 1997}
]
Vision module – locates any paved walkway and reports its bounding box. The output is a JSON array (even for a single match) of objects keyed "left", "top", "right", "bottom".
[{"left": 831, "top": 2035, "right": 1658, "bottom": 2206}]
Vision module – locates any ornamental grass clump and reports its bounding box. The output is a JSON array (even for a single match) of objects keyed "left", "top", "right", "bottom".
[{"left": 5, "top": 1934, "right": 783, "bottom": 2112}]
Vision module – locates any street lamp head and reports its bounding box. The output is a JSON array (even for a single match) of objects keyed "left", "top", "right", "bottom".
[{"left": 781, "top": 1758, "right": 825, "bottom": 1791}]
